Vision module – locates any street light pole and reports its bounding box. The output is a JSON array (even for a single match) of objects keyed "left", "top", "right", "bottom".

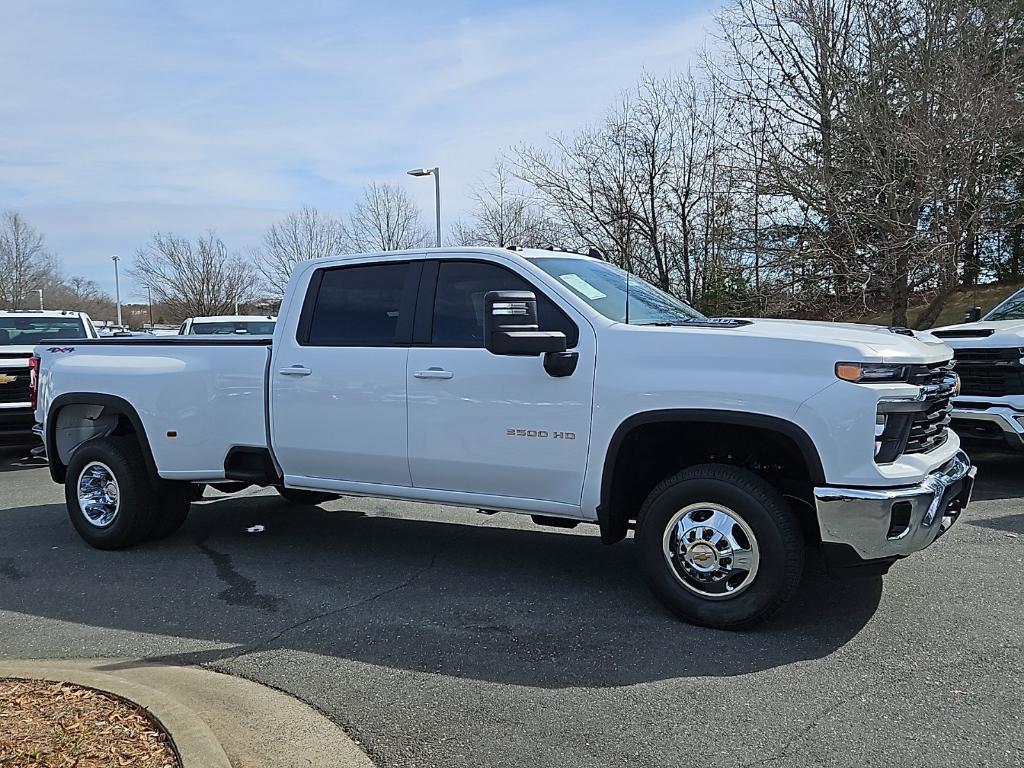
[
  {"left": 407, "top": 166, "right": 441, "bottom": 247},
  {"left": 147, "top": 286, "right": 154, "bottom": 328},
  {"left": 35, "top": 289, "right": 43, "bottom": 310},
  {"left": 111, "top": 255, "right": 122, "bottom": 326}
]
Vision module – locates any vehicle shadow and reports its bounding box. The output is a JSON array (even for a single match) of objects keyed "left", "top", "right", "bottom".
[
  {"left": 0, "top": 495, "right": 882, "bottom": 689},
  {"left": 967, "top": 452, "right": 1024, "bottom": 502},
  {"left": 0, "top": 448, "right": 46, "bottom": 473}
]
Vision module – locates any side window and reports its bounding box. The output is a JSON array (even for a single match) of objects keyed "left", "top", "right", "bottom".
[
  {"left": 431, "top": 261, "right": 578, "bottom": 348},
  {"left": 306, "top": 262, "right": 415, "bottom": 346}
]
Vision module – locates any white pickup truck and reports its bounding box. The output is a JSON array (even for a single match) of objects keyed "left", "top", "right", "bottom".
[
  {"left": 0, "top": 310, "right": 99, "bottom": 446},
  {"left": 931, "top": 287, "right": 1024, "bottom": 453},
  {"left": 178, "top": 314, "right": 277, "bottom": 335},
  {"left": 33, "top": 247, "right": 976, "bottom": 628}
]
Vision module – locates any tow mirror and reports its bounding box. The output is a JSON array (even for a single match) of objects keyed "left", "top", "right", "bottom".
[
  {"left": 964, "top": 306, "right": 982, "bottom": 323},
  {"left": 484, "top": 291, "right": 567, "bottom": 356}
]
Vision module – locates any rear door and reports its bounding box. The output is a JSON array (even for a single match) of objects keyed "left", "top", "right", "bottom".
[
  {"left": 406, "top": 257, "right": 596, "bottom": 507},
  {"left": 271, "top": 256, "right": 422, "bottom": 487}
]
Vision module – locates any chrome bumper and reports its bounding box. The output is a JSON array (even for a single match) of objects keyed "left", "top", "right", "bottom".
[
  {"left": 813, "top": 450, "right": 975, "bottom": 561},
  {"left": 949, "top": 405, "right": 1024, "bottom": 450}
]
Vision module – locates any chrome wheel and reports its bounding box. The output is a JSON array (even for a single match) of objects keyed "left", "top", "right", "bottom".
[
  {"left": 77, "top": 461, "right": 121, "bottom": 528},
  {"left": 662, "top": 502, "right": 760, "bottom": 600}
]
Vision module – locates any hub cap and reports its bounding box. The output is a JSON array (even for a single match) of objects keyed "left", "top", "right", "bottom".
[
  {"left": 77, "top": 461, "right": 121, "bottom": 528},
  {"left": 662, "top": 503, "right": 760, "bottom": 599}
]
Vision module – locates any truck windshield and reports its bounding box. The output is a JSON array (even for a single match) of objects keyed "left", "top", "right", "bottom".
[
  {"left": 985, "top": 289, "right": 1024, "bottom": 321},
  {"left": 531, "top": 257, "right": 706, "bottom": 324},
  {"left": 0, "top": 317, "right": 87, "bottom": 345},
  {"left": 189, "top": 321, "right": 276, "bottom": 335}
]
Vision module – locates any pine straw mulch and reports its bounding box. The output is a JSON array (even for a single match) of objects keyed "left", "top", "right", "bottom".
[{"left": 0, "top": 678, "right": 180, "bottom": 767}]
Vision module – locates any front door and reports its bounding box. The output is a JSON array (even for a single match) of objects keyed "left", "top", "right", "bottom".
[
  {"left": 271, "top": 257, "right": 421, "bottom": 487},
  {"left": 407, "top": 259, "right": 595, "bottom": 507}
]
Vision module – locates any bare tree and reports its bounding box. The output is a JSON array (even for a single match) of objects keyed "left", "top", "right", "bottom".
[
  {"left": 255, "top": 206, "right": 348, "bottom": 296},
  {"left": 714, "top": 0, "right": 1024, "bottom": 326},
  {"left": 46, "top": 276, "right": 115, "bottom": 319},
  {"left": 346, "top": 183, "right": 430, "bottom": 252},
  {"left": 450, "top": 162, "right": 564, "bottom": 248},
  {"left": 131, "top": 232, "right": 259, "bottom": 321},
  {"left": 0, "top": 211, "right": 59, "bottom": 309}
]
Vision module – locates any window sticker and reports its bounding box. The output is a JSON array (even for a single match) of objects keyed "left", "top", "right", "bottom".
[{"left": 559, "top": 273, "right": 607, "bottom": 300}]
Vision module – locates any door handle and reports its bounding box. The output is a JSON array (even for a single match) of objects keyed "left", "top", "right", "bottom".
[
  {"left": 279, "top": 365, "right": 312, "bottom": 376},
  {"left": 413, "top": 368, "right": 454, "bottom": 380}
]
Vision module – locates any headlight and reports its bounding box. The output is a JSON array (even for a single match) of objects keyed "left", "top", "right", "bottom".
[{"left": 835, "top": 362, "right": 909, "bottom": 383}]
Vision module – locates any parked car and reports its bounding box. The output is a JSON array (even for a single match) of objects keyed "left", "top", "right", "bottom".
[
  {"left": 0, "top": 310, "right": 99, "bottom": 446},
  {"left": 178, "top": 315, "right": 276, "bottom": 335},
  {"left": 930, "top": 286, "right": 1024, "bottom": 453},
  {"left": 33, "top": 247, "right": 974, "bottom": 628}
]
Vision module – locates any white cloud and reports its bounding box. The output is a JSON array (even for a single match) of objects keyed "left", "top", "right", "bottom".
[{"left": 0, "top": 0, "right": 717, "bottom": 297}]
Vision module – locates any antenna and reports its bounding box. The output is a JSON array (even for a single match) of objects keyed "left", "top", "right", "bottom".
[{"left": 625, "top": 267, "right": 630, "bottom": 326}]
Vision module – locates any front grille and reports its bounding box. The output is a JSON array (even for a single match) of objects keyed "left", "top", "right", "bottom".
[
  {"left": 0, "top": 367, "right": 31, "bottom": 405},
  {"left": 905, "top": 361, "right": 955, "bottom": 455},
  {"left": 952, "top": 347, "right": 1024, "bottom": 397}
]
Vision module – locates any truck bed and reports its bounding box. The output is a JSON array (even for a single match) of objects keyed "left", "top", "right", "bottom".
[{"left": 37, "top": 336, "right": 272, "bottom": 481}]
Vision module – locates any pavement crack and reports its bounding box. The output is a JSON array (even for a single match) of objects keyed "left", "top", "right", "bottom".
[
  {"left": 0, "top": 557, "right": 26, "bottom": 582},
  {"left": 222, "top": 535, "right": 449, "bottom": 662},
  {"left": 195, "top": 536, "right": 281, "bottom": 614},
  {"left": 740, "top": 687, "right": 867, "bottom": 767}
]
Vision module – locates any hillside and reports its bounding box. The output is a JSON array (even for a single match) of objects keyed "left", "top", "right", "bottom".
[{"left": 853, "top": 281, "right": 1024, "bottom": 329}]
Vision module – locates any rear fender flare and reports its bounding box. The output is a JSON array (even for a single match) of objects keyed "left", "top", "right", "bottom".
[{"left": 46, "top": 393, "right": 159, "bottom": 485}]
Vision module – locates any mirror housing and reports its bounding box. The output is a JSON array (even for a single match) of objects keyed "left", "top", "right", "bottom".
[
  {"left": 484, "top": 291, "right": 567, "bottom": 356},
  {"left": 963, "top": 306, "right": 982, "bottom": 323}
]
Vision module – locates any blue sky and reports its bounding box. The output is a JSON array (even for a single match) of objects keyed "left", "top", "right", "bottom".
[{"left": 2, "top": 0, "right": 717, "bottom": 301}]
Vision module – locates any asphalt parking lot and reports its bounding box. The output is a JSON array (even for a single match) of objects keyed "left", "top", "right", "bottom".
[{"left": 1, "top": 449, "right": 1022, "bottom": 768}]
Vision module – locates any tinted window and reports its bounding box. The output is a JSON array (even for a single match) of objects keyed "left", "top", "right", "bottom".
[
  {"left": 307, "top": 262, "right": 412, "bottom": 345},
  {"left": 432, "top": 261, "right": 578, "bottom": 347},
  {"left": 0, "top": 317, "right": 87, "bottom": 345},
  {"left": 986, "top": 288, "right": 1024, "bottom": 321},
  {"left": 189, "top": 321, "right": 276, "bottom": 335}
]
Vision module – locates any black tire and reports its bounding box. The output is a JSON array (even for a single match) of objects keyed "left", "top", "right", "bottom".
[
  {"left": 64, "top": 437, "right": 160, "bottom": 550},
  {"left": 275, "top": 487, "right": 340, "bottom": 505},
  {"left": 145, "top": 484, "right": 192, "bottom": 542},
  {"left": 636, "top": 463, "right": 804, "bottom": 629}
]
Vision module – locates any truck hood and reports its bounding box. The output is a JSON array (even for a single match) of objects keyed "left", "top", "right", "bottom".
[
  {"left": 731, "top": 318, "right": 951, "bottom": 362},
  {"left": 928, "top": 319, "right": 1024, "bottom": 349},
  {"left": 619, "top": 318, "right": 952, "bottom": 364}
]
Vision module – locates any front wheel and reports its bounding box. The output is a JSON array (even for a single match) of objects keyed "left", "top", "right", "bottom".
[{"left": 636, "top": 464, "right": 804, "bottom": 629}]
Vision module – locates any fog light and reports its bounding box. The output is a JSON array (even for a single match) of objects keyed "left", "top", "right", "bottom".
[{"left": 875, "top": 414, "right": 887, "bottom": 438}]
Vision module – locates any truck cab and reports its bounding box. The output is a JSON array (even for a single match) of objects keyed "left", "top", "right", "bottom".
[
  {"left": 0, "top": 310, "right": 98, "bottom": 446},
  {"left": 931, "top": 287, "right": 1024, "bottom": 453}
]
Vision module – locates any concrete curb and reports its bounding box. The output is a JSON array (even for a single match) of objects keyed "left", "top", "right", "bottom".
[
  {"left": 0, "top": 660, "right": 230, "bottom": 768},
  {"left": 0, "top": 659, "right": 374, "bottom": 768}
]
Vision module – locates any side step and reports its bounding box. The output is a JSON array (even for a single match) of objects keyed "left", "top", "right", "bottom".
[{"left": 531, "top": 515, "right": 579, "bottom": 530}]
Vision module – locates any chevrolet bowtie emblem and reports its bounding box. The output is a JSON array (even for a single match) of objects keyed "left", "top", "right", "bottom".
[{"left": 0, "top": 374, "right": 17, "bottom": 385}]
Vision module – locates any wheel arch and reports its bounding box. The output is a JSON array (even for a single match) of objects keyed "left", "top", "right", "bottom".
[
  {"left": 46, "top": 393, "right": 160, "bottom": 486},
  {"left": 596, "top": 409, "right": 826, "bottom": 545}
]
